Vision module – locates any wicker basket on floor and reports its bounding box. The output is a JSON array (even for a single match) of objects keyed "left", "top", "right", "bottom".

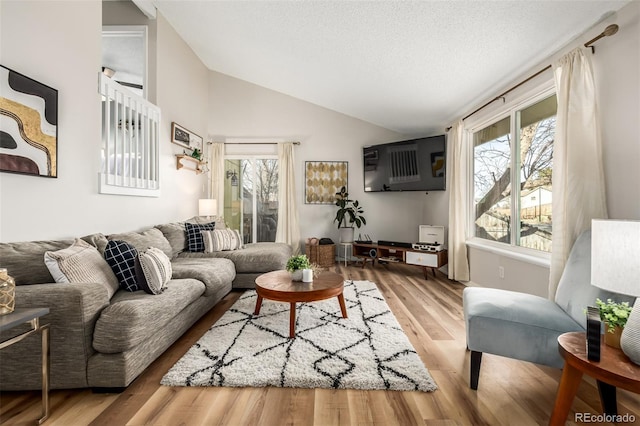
[{"left": 305, "top": 243, "right": 335, "bottom": 268}]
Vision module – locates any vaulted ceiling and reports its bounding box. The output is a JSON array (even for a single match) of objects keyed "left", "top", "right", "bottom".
[{"left": 152, "top": 0, "right": 629, "bottom": 135}]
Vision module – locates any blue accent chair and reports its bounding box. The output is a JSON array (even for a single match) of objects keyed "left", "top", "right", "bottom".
[{"left": 463, "top": 230, "right": 634, "bottom": 390}]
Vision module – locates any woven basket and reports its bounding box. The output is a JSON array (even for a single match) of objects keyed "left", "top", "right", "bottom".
[{"left": 305, "top": 243, "right": 335, "bottom": 268}]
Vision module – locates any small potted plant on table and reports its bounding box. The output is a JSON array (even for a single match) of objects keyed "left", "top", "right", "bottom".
[
  {"left": 286, "top": 254, "right": 312, "bottom": 281},
  {"left": 596, "top": 298, "right": 632, "bottom": 348}
]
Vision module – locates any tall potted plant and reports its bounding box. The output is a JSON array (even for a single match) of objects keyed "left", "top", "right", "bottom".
[{"left": 334, "top": 186, "right": 366, "bottom": 243}]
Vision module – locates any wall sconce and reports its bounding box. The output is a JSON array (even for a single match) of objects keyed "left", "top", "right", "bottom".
[{"left": 226, "top": 170, "right": 238, "bottom": 186}]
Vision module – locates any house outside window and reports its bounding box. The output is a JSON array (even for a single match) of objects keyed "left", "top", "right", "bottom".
[{"left": 472, "top": 92, "right": 557, "bottom": 253}]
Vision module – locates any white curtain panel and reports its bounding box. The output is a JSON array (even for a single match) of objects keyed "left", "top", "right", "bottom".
[
  {"left": 548, "top": 47, "right": 608, "bottom": 298},
  {"left": 447, "top": 120, "right": 470, "bottom": 282},
  {"left": 209, "top": 142, "right": 225, "bottom": 215},
  {"left": 275, "top": 142, "right": 301, "bottom": 254}
]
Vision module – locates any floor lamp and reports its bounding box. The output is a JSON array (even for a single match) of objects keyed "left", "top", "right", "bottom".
[{"left": 591, "top": 219, "right": 640, "bottom": 365}]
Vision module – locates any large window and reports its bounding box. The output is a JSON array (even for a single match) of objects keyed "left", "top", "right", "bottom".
[
  {"left": 473, "top": 94, "right": 556, "bottom": 252},
  {"left": 224, "top": 158, "right": 279, "bottom": 244}
]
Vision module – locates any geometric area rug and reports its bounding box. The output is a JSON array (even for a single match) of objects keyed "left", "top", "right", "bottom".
[{"left": 161, "top": 280, "right": 437, "bottom": 392}]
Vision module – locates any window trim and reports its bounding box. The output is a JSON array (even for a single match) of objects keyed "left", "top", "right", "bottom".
[{"left": 465, "top": 80, "right": 556, "bottom": 259}]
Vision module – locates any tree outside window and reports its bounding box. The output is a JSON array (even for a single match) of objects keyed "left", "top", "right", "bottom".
[{"left": 473, "top": 94, "right": 557, "bottom": 252}]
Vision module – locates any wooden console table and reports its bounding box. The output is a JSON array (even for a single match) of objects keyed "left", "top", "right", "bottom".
[{"left": 352, "top": 242, "right": 447, "bottom": 279}]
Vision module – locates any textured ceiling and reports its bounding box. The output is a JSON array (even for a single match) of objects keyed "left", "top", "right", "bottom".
[{"left": 152, "top": 0, "right": 628, "bottom": 135}]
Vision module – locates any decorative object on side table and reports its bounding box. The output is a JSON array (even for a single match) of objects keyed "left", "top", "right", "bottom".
[
  {"left": 591, "top": 219, "right": 640, "bottom": 365},
  {"left": 286, "top": 254, "right": 312, "bottom": 281},
  {"left": 0, "top": 268, "right": 15, "bottom": 315},
  {"left": 586, "top": 306, "right": 601, "bottom": 361},
  {"left": 334, "top": 186, "right": 366, "bottom": 243},
  {"left": 595, "top": 298, "right": 632, "bottom": 348}
]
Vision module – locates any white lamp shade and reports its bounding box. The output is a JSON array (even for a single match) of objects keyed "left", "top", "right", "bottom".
[
  {"left": 591, "top": 219, "right": 640, "bottom": 296},
  {"left": 198, "top": 199, "right": 217, "bottom": 217}
]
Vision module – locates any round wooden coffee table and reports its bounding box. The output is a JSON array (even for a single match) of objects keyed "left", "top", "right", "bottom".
[{"left": 254, "top": 270, "right": 348, "bottom": 338}]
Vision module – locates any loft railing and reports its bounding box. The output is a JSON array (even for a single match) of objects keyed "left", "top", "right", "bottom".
[{"left": 98, "top": 73, "right": 161, "bottom": 197}]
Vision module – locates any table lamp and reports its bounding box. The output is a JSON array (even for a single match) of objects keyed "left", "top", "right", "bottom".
[
  {"left": 198, "top": 198, "right": 217, "bottom": 220},
  {"left": 591, "top": 219, "right": 640, "bottom": 365}
]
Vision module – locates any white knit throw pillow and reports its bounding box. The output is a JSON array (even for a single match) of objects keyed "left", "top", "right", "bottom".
[
  {"left": 136, "top": 247, "right": 172, "bottom": 294},
  {"left": 201, "top": 229, "right": 243, "bottom": 252}
]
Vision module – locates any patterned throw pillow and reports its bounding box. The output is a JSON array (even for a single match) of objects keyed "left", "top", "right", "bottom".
[
  {"left": 43, "top": 238, "right": 120, "bottom": 299},
  {"left": 104, "top": 240, "right": 140, "bottom": 292},
  {"left": 185, "top": 222, "right": 215, "bottom": 252},
  {"left": 135, "top": 247, "right": 172, "bottom": 295},
  {"left": 201, "top": 229, "right": 243, "bottom": 252}
]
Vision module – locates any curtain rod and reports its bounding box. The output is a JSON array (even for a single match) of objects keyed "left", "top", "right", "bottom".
[
  {"left": 445, "top": 23, "right": 620, "bottom": 131},
  {"left": 207, "top": 141, "right": 300, "bottom": 145},
  {"left": 461, "top": 64, "right": 551, "bottom": 122}
]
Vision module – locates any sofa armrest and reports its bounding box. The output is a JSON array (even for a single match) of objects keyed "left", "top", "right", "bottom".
[{"left": 0, "top": 282, "right": 111, "bottom": 390}]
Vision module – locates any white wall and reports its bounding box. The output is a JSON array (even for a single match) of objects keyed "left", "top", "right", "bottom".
[
  {"left": 208, "top": 71, "right": 430, "bottom": 247},
  {"left": 460, "top": 1, "right": 640, "bottom": 296},
  {"left": 0, "top": 1, "right": 208, "bottom": 242}
]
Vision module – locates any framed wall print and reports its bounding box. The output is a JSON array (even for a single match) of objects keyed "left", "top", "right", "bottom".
[
  {"left": 171, "top": 122, "right": 203, "bottom": 151},
  {"left": 305, "top": 161, "right": 348, "bottom": 204},
  {"left": 0, "top": 65, "right": 58, "bottom": 177}
]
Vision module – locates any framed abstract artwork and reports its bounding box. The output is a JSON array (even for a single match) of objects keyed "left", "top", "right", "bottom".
[
  {"left": 171, "top": 122, "right": 203, "bottom": 151},
  {"left": 0, "top": 65, "right": 58, "bottom": 177},
  {"left": 304, "top": 161, "right": 348, "bottom": 204}
]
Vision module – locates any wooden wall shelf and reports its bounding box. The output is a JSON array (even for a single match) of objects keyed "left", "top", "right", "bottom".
[{"left": 176, "top": 154, "right": 205, "bottom": 174}]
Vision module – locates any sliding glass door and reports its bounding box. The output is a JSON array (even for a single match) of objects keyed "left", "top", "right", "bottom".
[{"left": 224, "top": 158, "right": 279, "bottom": 244}]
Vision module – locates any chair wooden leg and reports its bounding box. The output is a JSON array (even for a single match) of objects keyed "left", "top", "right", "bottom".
[{"left": 470, "top": 350, "right": 482, "bottom": 390}]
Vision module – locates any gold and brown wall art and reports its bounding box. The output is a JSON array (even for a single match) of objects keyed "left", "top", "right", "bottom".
[
  {"left": 305, "top": 161, "right": 348, "bottom": 204},
  {"left": 0, "top": 65, "right": 58, "bottom": 178}
]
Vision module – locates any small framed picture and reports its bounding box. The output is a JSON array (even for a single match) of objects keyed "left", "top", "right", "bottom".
[{"left": 171, "top": 122, "right": 203, "bottom": 151}]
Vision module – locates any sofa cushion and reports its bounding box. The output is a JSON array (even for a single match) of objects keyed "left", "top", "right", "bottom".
[
  {"left": 177, "top": 242, "right": 291, "bottom": 273},
  {"left": 136, "top": 247, "right": 172, "bottom": 295},
  {"left": 202, "top": 229, "right": 243, "bottom": 252},
  {"left": 92, "top": 278, "right": 205, "bottom": 353},
  {"left": 0, "top": 234, "right": 108, "bottom": 285},
  {"left": 155, "top": 218, "right": 227, "bottom": 258},
  {"left": 185, "top": 222, "right": 215, "bottom": 252},
  {"left": 44, "top": 238, "right": 120, "bottom": 299},
  {"left": 155, "top": 222, "right": 187, "bottom": 258},
  {"left": 171, "top": 257, "right": 235, "bottom": 297},
  {"left": 104, "top": 240, "right": 140, "bottom": 292},
  {"left": 107, "top": 228, "right": 173, "bottom": 259}
]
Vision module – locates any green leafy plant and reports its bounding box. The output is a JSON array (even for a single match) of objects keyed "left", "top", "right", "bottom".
[
  {"left": 596, "top": 298, "right": 632, "bottom": 333},
  {"left": 334, "top": 186, "right": 366, "bottom": 229},
  {"left": 190, "top": 148, "right": 202, "bottom": 160},
  {"left": 286, "top": 254, "right": 311, "bottom": 272}
]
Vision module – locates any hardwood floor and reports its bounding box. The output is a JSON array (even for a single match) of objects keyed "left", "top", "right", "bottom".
[{"left": 2, "top": 262, "right": 639, "bottom": 425}]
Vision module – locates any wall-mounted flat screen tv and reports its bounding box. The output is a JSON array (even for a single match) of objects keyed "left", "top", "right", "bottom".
[{"left": 363, "top": 135, "right": 446, "bottom": 192}]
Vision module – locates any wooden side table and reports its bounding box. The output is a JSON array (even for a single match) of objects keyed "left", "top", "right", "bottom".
[
  {"left": 550, "top": 331, "right": 640, "bottom": 425},
  {"left": 0, "top": 307, "right": 50, "bottom": 424}
]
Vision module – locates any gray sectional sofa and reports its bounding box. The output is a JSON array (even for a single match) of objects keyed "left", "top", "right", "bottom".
[{"left": 0, "top": 218, "right": 291, "bottom": 391}]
